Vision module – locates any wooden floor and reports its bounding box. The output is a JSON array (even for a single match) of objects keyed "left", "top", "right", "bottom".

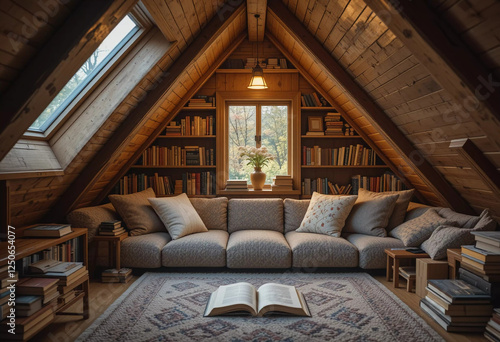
[{"left": 33, "top": 272, "right": 487, "bottom": 342}]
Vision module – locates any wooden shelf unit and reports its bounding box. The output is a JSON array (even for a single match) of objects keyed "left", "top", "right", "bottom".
[{"left": 0, "top": 228, "right": 90, "bottom": 340}]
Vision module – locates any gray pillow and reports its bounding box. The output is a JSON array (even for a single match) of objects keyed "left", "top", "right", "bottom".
[
  {"left": 437, "top": 208, "right": 482, "bottom": 228},
  {"left": 109, "top": 188, "right": 165, "bottom": 236},
  {"left": 189, "top": 197, "right": 228, "bottom": 230},
  {"left": 386, "top": 189, "right": 415, "bottom": 230},
  {"left": 343, "top": 189, "right": 399, "bottom": 237},
  {"left": 421, "top": 225, "right": 474, "bottom": 260},
  {"left": 389, "top": 209, "right": 455, "bottom": 247}
]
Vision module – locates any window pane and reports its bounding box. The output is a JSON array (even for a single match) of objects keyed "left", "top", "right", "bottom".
[
  {"left": 29, "top": 15, "right": 138, "bottom": 131},
  {"left": 228, "top": 105, "right": 256, "bottom": 180},
  {"left": 261, "top": 105, "right": 288, "bottom": 182}
]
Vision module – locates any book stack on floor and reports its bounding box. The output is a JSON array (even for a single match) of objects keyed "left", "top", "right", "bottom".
[
  {"left": 225, "top": 180, "right": 248, "bottom": 191},
  {"left": 99, "top": 220, "right": 126, "bottom": 236},
  {"left": 271, "top": 175, "right": 293, "bottom": 191},
  {"left": 420, "top": 279, "right": 493, "bottom": 332},
  {"left": 0, "top": 303, "right": 56, "bottom": 340},
  {"left": 485, "top": 308, "right": 500, "bottom": 342},
  {"left": 101, "top": 268, "right": 132, "bottom": 283}
]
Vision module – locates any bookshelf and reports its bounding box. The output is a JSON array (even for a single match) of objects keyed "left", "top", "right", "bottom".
[{"left": 0, "top": 228, "right": 89, "bottom": 339}]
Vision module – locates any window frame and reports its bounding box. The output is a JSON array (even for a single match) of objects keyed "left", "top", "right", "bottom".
[
  {"left": 24, "top": 8, "right": 152, "bottom": 140},
  {"left": 216, "top": 91, "right": 301, "bottom": 193}
]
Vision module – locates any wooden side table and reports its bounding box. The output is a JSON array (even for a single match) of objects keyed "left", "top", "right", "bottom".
[
  {"left": 93, "top": 232, "right": 129, "bottom": 272},
  {"left": 416, "top": 258, "right": 448, "bottom": 298},
  {"left": 385, "top": 249, "right": 429, "bottom": 288},
  {"left": 447, "top": 248, "right": 462, "bottom": 279}
]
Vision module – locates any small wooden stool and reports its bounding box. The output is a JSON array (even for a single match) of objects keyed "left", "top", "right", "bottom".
[{"left": 399, "top": 266, "right": 416, "bottom": 292}]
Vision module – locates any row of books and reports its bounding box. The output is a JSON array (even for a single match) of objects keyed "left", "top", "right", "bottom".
[
  {"left": 302, "top": 178, "right": 331, "bottom": 195},
  {"left": 164, "top": 115, "right": 215, "bottom": 136},
  {"left": 174, "top": 172, "right": 216, "bottom": 196},
  {"left": 301, "top": 92, "right": 328, "bottom": 107},
  {"left": 351, "top": 173, "right": 406, "bottom": 195},
  {"left": 302, "top": 144, "right": 379, "bottom": 166},
  {"left": 118, "top": 173, "right": 174, "bottom": 196},
  {"left": 18, "top": 237, "right": 83, "bottom": 276},
  {"left": 186, "top": 95, "right": 215, "bottom": 107},
  {"left": 139, "top": 146, "right": 215, "bottom": 166}
]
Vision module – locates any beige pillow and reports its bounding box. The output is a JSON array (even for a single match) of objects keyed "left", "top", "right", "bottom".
[
  {"left": 385, "top": 189, "right": 415, "bottom": 230},
  {"left": 296, "top": 192, "right": 357, "bottom": 237},
  {"left": 109, "top": 188, "right": 165, "bottom": 236},
  {"left": 149, "top": 193, "right": 208, "bottom": 240},
  {"left": 343, "top": 189, "right": 399, "bottom": 237}
]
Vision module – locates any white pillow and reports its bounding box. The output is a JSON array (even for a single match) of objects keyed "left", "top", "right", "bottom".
[
  {"left": 296, "top": 192, "right": 357, "bottom": 237},
  {"left": 148, "top": 193, "right": 208, "bottom": 240}
]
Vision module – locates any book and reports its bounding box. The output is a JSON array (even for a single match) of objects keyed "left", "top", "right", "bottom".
[
  {"left": 16, "top": 278, "right": 59, "bottom": 296},
  {"left": 477, "top": 241, "right": 500, "bottom": 254},
  {"left": 473, "top": 231, "right": 500, "bottom": 247},
  {"left": 15, "top": 295, "right": 43, "bottom": 317},
  {"left": 23, "top": 224, "right": 72, "bottom": 238},
  {"left": 427, "top": 279, "right": 491, "bottom": 304},
  {"left": 462, "top": 245, "right": 500, "bottom": 263},
  {"left": 204, "top": 282, "right": 311, "bottom": 317},
  {"left": 420, "top": 299, "right": 488, "bottom": 332},
  {"left": 425, "top": 291, "right": 493, "bottom": 316},
  {"left": 421, "top": 297, "right": 491, "bottom": 322},
  {"left": 28, "top": 260, "right": 79, "bottom": 274},
  {"left": 459, "top": 268, "right": 499, "bottom": 296},
  {"left": 461, "top": 254, "right": 500, "bottom": 273}
]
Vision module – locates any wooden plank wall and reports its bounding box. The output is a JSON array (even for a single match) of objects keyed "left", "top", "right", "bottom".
[
  {"left": 276, "top": 0, "right": 500, "bottom": 222},
  {"left": 0, "top": 0, "right": 80, "bottom": 94}
]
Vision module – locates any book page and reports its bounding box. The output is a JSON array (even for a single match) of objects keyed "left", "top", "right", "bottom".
[
  {"left": 257, "top": 283, "right": 301, "bottom": 313},
  {"left": 213, "top": 282, "right": 257, "bottom": 310}
]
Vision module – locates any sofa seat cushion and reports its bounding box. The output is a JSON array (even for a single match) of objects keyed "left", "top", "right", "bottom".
[
  {"left": 121, "top": 232, "right": 171, "bottom": 268},
  {"left": 227, "top": 230, "right": 291, "bottom": 268},
  {"left": 162, "top": 230, "right": 229, "bottom": 267},
  {"left": 345, "top": 233, "right": 405, "bottom": 269},
  {"left": 285, "top": 231, "right": 358, "bottom": 268},
  {"left": 228, "top": 199, "right": 284, "bottom": 233}
]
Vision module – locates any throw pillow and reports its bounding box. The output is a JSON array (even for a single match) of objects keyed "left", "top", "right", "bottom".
[
  {"left": 343, "top": 189, "right": 399, "bottom": 237},
  {"left": 438, "top": 208, "right": 482, "bottom": 228},
  {"left": 149, "top": 193, "right": 208, "bottom": 240},
  {"left": 421, "top": 225, "right": 475, "bottom": 260},
  {"left": 389, "top": 209, "right": 455, "bottom": 247},
  {"left": 385, "top": 189, "right": 415, "bottom": 230},
  {"left": 109, "top": 188, "right": 165, "bottom": 236},
  {"left": 296, "top": 192, "right": 357, "bottom": 237},
  {"left": 473, "top": 209, "right": 498, "bottom": 231}
]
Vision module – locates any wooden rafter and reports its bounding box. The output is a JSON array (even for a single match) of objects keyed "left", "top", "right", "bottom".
[
  {"left": 266, "top": 32, "right": 427, "bottom": 204},
  {"left": 0, "top": 0, "right": 137, "bottom": 162},
  {"left": 449, "top": 138, "right": 500, "bottom": 199},
  {"left": 363, "top": 0, "right": 500, "bottom": 151},
  {"left": 44, "top": 1, "right": 246, "bottom": 221},
  {"left": 267, "top": 0, "right": 474, "bottom": 214},
  {"left": 93, "top": 31, "right": 248, "bottom": 205},
  {"left": 247, "top": 0, "right": 267, "bottom": 41}
]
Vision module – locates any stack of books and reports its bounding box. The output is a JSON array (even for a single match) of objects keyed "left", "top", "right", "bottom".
[
  {"left": 15, "top": 295, "right": 43, "bottom": 317},
  {"left": 225, "top": 180, "right": 248, "bottom": 191},
  {"left": 17, "top": 278, "right": 59, "bottom": 306},
  {"left": 271, "top": 175, "right": 293, "bottom": 191},
  {"left": 58, "top": 290, "right": 77, "bottom": 306},
  {"left": 101, "top": 268, "right": 133, "bottom": 283},
  {"left": 0, "top": 304, "right": 55, "bottom": 340},
  {"left": 420, "top": 279, "right": 493, "bottom": 332},
  {"left": 187, "top": 95, "right": 214, "bottom": 107},
  {"left": 28, "top": 260, "right": 88, "bottom": 287},
  {"left": 164, "top": 121, "right": 181, "bottom": 136},
  {"left": 324, "top": 112, "right": 344, "bottom": 136},
  {"left": 23, "top": 224, "right": 72, "bottom": 238},
  {"left": 245, "top": 58, "right": 266, "bottom": 69},
  {"left": 485, "top": 308, "right": 500, "bottom": 341},
  {"left": 267, "top": 58, "right": 280, "bottom": 69},
  {"left": 99, "top": 220, "right": 126, "bottom": 236}
]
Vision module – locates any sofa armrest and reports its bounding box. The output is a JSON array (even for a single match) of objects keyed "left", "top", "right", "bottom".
[{"left": 67, "top": 203, "right": 120, "bottom": 242}]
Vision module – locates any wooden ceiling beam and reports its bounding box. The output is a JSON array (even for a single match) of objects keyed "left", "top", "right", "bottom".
[
  {"left": 247, "top": 0, "right": 267, "bottom": 41},
  {"left": 267, "top": 0, "right": 474, "bottom": 214},
  {"left": 45, "top": 0, "right": 246, "bottom": 221},
  {"left": 363, "top": 0, "right": 500, "bottom": 151},
  {"left": 93, "top": 31, "right": 248, "bottom": 205},
  {"left": 266, "top": 32, "right": 427, "bottom": 204},
  {"left": 0, "top": 0, "right": 137, "bottom": 162}
]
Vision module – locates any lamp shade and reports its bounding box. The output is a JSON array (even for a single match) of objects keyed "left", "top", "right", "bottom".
[{"left": 248, "top": 64, "right": 268, "bottom": 89}]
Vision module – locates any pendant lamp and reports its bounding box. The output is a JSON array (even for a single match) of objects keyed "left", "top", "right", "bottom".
[{"left": 248, "top": 14, "right": 268, "bottom": 89}]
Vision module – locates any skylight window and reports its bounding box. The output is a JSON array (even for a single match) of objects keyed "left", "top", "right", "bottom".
[{"left": 29, "top": 15, "right": 139, "bottom": 132}]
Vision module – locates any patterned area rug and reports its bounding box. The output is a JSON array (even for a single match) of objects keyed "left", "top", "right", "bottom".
[{"left": 77, "top": 272, "right": 444, "bottom": 342}]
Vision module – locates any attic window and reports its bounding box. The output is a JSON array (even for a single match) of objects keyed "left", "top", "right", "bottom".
[{"left": 28, "top": 14, "right": 139, "bottom": 132}]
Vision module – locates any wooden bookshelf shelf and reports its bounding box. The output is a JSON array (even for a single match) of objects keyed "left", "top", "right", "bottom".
[
  {"left": 301, "top": 165, "right": 388, "bottom": 169},
  {"left": 301, "top": 135, "right": 362, "bottom": 139},
  {"left": 130, "top": 165, "right": 216, "bottom": 169},
  {"left": 181, "top": 106, "right": 216, "bottom": 110},
  {"left": 157, "top": 135, "right": 216, "bottom": 139},
  {"left": 216, "top": 69, "right": 299, "bottom": 74}
]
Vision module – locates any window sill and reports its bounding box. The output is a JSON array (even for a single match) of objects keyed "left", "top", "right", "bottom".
[{"left": 217, "top": 189, "right": 301, "bottom": 196}]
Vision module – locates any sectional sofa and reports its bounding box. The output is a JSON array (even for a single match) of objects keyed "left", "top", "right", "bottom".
[{"left": 67, "top": 197, "right": 440, "bottom": 270}]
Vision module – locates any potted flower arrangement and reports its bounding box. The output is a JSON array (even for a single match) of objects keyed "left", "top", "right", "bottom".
[{"left": 238, "top": 146, "right": 274, "bottom": 190}]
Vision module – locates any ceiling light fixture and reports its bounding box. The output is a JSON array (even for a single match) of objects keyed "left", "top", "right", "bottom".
[{"left": 248, "top": 14, "right": 268, "bottom": 90}]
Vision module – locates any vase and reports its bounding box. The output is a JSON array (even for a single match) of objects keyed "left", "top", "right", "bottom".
[{"left": 250, "top": 167, "right": 266, "bottom": 190}]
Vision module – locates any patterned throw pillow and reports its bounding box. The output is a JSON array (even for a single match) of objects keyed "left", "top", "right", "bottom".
[
  {"left": 296, "top": 192, "right": 357, "bottom": 237},
  {"left": 389, "top": 209, "right": 455, "bottom": 247},
  {"left": 421, "top": 225, "right": 474, "bottom": 260}
]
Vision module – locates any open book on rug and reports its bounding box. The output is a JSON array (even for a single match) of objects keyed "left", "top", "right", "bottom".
[{"left": 204, "top": 282, "right": 311, "bottom": 317}]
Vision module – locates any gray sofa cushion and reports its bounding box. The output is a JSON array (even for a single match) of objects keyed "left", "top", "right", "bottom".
[
  {"left": 227, "top": 230, "right": 291, "bottom": 268},
  {"left": 284, "top": 199, "right": 310, "bottom": 233},
  {"left": 345, "top": 233, "right": 405, "bottom": 269},
  {"left": 285, "top": 231, "right": 358, "bottom": 268},
  {"left": 67, "top": 203, "right": 119, "bottom": 242},
  {"left": 162, "top": 230, "right": 228, "bottom": 267},
  {"left": 190, "top": 197, "right": 228, "bottom": 230},
  {"left": 405, "top": 203, "right": 433, "bottom": 222},
  {"left": 228, "top": 199, "right": 284, "bottom": 233},
  {"left": 437, "top": 208, "right": 483, "bottom": 228},
  {"left": 121, "top": 232, "right": 171, "bottom": 268}
]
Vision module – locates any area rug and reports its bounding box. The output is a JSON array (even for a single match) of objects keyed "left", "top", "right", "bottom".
[{"left": 77, "top": 272, "right": 444, "bottom": 342}]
